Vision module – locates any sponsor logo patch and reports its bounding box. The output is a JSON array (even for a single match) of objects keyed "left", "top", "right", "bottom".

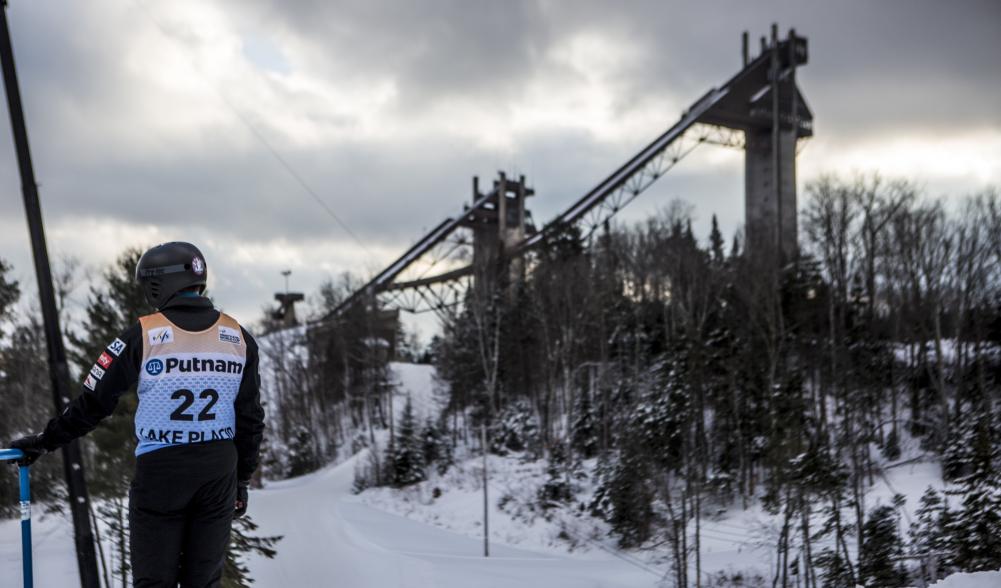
[
  {"left": 219, "top": 326, "right": 241, "bottom": 345},
  {"left": 148, "top": 327, "right": 174, "bottom": 346},
  {"left": 163, "top": 356, "right": 244, "bottom": 375},
  {"left": 107, "top": 338, "right": 127, "bottom": 357},
  {"left": 90, "top": 365, "right": 106, "bottom": 380},
  {"left": 97, "top": 352, "right": 114, "bottom": 369},
  {"left": 145, "top": 358, "right": 164, "bottom": 376},
  {"left": 191, "top": 256, "right": 205, "bottom": 276},
  {"left": 83, "top": 374, "right": 97, "bottom": 391}
]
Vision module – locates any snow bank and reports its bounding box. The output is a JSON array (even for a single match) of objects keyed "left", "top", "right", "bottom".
[{"left": 925, "top": 569, "right": 1001, "bottom": 587}]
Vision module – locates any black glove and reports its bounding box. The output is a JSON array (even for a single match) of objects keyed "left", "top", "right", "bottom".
[
  {"left": 235, "top": 481, "right": 249, "bottom": 518},
  {"left": 10, "top": 434, "right": 47, "bottom": 467}
]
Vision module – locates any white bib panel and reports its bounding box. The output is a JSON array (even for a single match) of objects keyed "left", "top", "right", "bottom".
[{"left": 135, "top": 312, "right": 247, "bottom": 456}]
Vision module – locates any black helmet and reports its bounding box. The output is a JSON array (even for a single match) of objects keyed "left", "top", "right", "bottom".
[{"left": 135, "top": 242, "right": 208, "bottom": 309}]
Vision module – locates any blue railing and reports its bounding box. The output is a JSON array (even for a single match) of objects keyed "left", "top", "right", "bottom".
[{"left": 0, "top": 449, "right": 32, "bottom": 588}]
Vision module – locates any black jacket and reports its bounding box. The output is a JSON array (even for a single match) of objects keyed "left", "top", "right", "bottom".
[{"left": 42, "top": 295, "right": 266, "bottom": 482}]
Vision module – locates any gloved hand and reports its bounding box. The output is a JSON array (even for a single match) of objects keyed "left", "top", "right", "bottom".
[
  {"left": 10, "top": 434, "right": 47, "bottom": 467},
  {"left": 235, "top": 480, "right": 250, "bottom": 518}
]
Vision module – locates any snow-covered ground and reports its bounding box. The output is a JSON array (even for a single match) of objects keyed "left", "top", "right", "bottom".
[
  {"left": 926, "top": 570, "right": 1001, "bottom": 587},
  {"left": 248, "top": 453, "right": 660, "bottom": 587},
  {"left": 1, "top": 361, "right": 998, "bottom": 586},
  {"left": 2, "top": 456, "right": 997, "bottom": 587}
]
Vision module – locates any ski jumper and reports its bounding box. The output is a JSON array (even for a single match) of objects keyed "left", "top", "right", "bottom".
[{"left": 41, "top": 294, "right": 265, "bottom": 588}]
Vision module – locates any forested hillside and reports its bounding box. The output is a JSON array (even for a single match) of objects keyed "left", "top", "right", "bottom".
[{"left": 255, "top": 174, "right": 1001, "bottom": 586}]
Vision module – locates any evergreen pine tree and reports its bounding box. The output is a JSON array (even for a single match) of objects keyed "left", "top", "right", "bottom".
[
  {"left": 942, "top": 405, "right": 978, "bottom": 481},
  {"left": 813, "top": 548, "right": 855, "bottom": 588},
  {"left": 591, "top": 443, "right": 654, "bottom": 548},
  {"left": 538, "top": 442, "right": 573, "bottom": 509},
  {"left": 859, "top": 505, "right": 909, "bottom": 587},
  {"left": 570, "top": 388, "right": 599, "bottom": 459},
  {"left": 709, "top": 214, "right": 725, "bottom": 264},
  {"left": 945, "top": 402, "right": 1001, "bottom": 572},
  {"left": 389, "top": 397, "right": 425, "bottom": 487},
  {"left": 287, "top": 425, "right": 320, "bottom": 477},
  {"left": 67, "top": 248, "right": 152, "bottom": 577},
  {"left": 420, "top": 416, "right": 453, "bottom": 475},
  {"left": 222, "top": 516, "right": 282, "bottom": 587},
  {"left": 909, "top": 486, "right": 951, "bottom": 582},
  {"left": 420, "top": 417, "right": 440, "bottom": 466},
  {"left": 0, "top": 260, "right": 63, "bottom": 511}
]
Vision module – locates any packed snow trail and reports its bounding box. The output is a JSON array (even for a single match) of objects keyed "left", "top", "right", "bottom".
[
  {"left": 247, "top": 453, "right": 659, "bottom": 587},
  {"left": 2, "top": 455, "right": 1001, "bottom": 587}
]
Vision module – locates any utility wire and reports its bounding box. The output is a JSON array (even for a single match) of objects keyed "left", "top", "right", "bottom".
[{"left": 131, "top": 0, "right": 373, "bottom": 257}]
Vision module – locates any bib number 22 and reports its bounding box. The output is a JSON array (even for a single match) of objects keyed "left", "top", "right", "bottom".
[{"left": 170, "top": 388, "right": 219, "bottom": 421}]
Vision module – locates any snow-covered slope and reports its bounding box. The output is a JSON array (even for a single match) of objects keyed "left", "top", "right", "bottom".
[
  {"left": 246, "top": 453, "right": 660, "bottom": 587},
  {"left": 389, "top": 361, "right": 442, "bottom": 420}
]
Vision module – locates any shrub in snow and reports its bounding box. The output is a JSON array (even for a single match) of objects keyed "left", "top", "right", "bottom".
[
  {"left": 352, "top": 448, "right": 381, "bottom": 495},
  {"left": 881, "top": 427, "right": 902, "bottom": 461},
  {"left": 490, "top": 400, "right": 540, "bottom": 457},
  {"left": 570, "top": 389, "right": 599, "bottom": 459},
  {"left": 421, "top": 416, "right": 453, "bottom": 475},
  {"left": 287, "top": 425, "right": 321, "bottom": 477},
  {"left": 703, "top": 569, "right": 768, "bottom": 587},
  {"left": 350, "top": 432, "right": 370, "bottom": 454},
  {"left": 537, "top": 443, "right": 573, "bottom": 510}
]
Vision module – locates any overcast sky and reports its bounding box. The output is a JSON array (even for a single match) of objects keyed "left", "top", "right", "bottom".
[{"left": 0, "top": 0, "right": 998, "bottom": 336}]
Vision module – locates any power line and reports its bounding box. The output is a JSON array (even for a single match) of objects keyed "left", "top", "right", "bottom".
[{"left": 131, "top": 0, "right": 373, "bottom": 257}]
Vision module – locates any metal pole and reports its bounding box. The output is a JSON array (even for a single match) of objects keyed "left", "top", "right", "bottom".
[
  {"left": 0, "top": 5, "right": 101, "bottom": 587},
  {"left": 20, "top": 464, "right": 33, "bottom": 588},
  {"left": 481, "top": 420, "right": 489, "bottom": 557},
  {"left": 770, "top": 23, "right": 782, "bottom": 262}
]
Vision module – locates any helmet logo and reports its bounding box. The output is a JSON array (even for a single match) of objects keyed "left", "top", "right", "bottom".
[{"left": 191, "top": 256, "right": 205, "bottom": 276}]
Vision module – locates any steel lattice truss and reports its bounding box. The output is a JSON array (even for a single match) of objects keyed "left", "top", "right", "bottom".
[
  {"left": 378, "top": 230, "right": 474, "bottom": 316},
  {"left": 380, "top": 273, "right": 472, "bottom": 318},
  {"left": 559, "top": 123, "right": 743, "bottom": 242}
]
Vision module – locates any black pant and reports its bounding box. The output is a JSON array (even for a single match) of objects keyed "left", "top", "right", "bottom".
[{"left": 129, "top": 441, "right": 237, "bottom": 588}]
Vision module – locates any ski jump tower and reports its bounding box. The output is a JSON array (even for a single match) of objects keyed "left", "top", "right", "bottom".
[
  {"left": 709, "top": 26, "right": 811, "bottom": 263},
  {"left": 327, "top": 26, "right": 812, "bottom": 319}
]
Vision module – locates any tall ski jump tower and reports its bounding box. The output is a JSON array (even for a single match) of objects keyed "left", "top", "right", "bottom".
[{"left": 699, "top": 26, "right": 812, "bottom": 263}]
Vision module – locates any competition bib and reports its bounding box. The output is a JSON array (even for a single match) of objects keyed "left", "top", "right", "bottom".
[{"left": 135, "top": 312, "right": 247, "bottom": 456}]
